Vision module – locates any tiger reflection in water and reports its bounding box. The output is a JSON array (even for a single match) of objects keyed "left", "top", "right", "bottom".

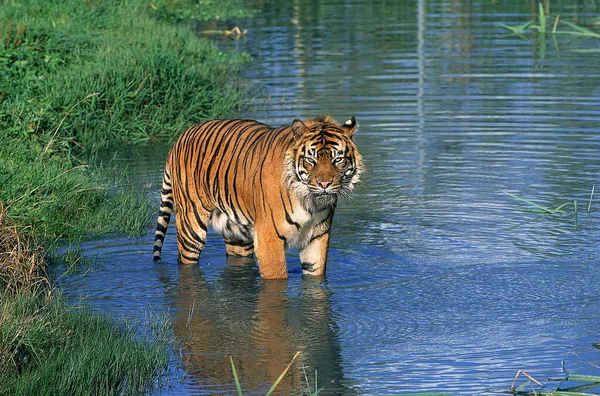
[{"left": 170, "top": 260, "right": 356, "bottom": 394}]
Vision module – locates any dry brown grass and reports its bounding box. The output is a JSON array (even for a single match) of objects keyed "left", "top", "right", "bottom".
[
  {"left": 0, "top": 202, "right": 49, "bottom": 296},
  {"left": 0, "top": 202, "right": 50, "bottom": 376}
]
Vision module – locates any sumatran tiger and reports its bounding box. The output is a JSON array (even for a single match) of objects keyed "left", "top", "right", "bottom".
[{"left": 152, "top": 116, "right": 363, "bottom": 279}]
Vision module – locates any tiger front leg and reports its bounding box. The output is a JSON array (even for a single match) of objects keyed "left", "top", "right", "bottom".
[
  {"left": 253, "top": 223, "right": 288, "bottom": 279},
  {"left": 299, "top": 232, "right": 330, "bottom": 277}
]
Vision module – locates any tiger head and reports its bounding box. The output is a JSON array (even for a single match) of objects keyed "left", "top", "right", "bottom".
[{"left": 285, "top": 116, "right": 363, "bottom": 207}]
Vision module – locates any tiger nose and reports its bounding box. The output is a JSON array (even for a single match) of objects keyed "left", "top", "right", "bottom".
[{"left": 317, "top": 180, "right": 332, "bottom": 189}]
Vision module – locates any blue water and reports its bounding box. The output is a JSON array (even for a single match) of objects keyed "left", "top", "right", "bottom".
[{"left": 57, "top": 0, "right": 600, "bottom": 394}]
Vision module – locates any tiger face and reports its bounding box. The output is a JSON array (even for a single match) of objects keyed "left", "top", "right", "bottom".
[{"left": 288, "top": 116, "right": 363, "bottom": 207}]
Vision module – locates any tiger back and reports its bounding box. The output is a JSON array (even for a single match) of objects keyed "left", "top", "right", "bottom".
[{"left": 153, "top": 116, "right": 363, "bottom": 279}]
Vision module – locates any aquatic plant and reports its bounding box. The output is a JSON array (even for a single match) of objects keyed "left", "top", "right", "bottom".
[
  {"left": 505, "top": 370, "right": 600, "bottom": 395},
  {"left": 230, "top": 352, "right": 320, "bottom": 395},
  {"left": 503, "top": 191, "right": 570, "bottom": 214},
  {"left": 497, "top": 3, "right": 600, "bottom": 39},
  {"left": 302, "top": 362, "right": 325, "bottom": 396},
  {"left": 496, "top": 20, "right": 533, "bottom": 35},
  {"left": 503, "top": 185, "right": 595, "bottom": 219}
]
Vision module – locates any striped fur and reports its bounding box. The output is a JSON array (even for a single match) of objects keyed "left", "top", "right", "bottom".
[{"left": 153, "top": 116, "right": 363, "bottom": 279}]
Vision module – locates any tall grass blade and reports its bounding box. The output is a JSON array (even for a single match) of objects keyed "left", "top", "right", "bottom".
[
  {"left": 553, "top": 14, "right": 560, "bottom": 33},
  {"left": 186, "top": 300, "right": 195, "bottom": 328},
  {"left": 567, "top": 374, "right": 600, "bottom": 383},
  {"left": 554, "top": 30, "right": 600, "bottom": 38},
  {"left": 503, "top": 191, "right": 565, "bottom": 214},
  {"left": 315, "top": 370, "right": 320, "bottom": 395},
  {"left": 43, "top": 92, "right": 99, "bottom": 156},
  {"left": 571, "top": 48, "right": 600, "bottom": 53},
  {"left": 265, "top": 351, "right": 301, "bottom": 396},
  {"left": 553, "top": 202, "right": 570, "bottom": 212},
  {"left": 538, "top": 3, "right": 546, "bottom": 34},
  {"left": 559, "top": 20, "right": 600, "bottom": 38},
  {"left": 588, "top": 185, "right": 595, "bottom": 213},
  {"left": 301, "top": 363, "right": 324, "bottom": 396},
  {"left": 229, "top": 356, "right": 243, "bottom": 396},
  {"left": 497, "top": 21, "right": 533, "bottom": 34},
  {"left": 302, "top": 363, "right": 312, "bottom": 396}
]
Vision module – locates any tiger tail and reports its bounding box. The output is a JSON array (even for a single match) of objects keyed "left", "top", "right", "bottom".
[{"left": 153, "top": 164, "right": 174, "bottom": 261}]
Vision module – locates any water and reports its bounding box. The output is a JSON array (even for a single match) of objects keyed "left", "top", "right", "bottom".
[{"left": 56, "top": 0, "right": 600, "bottom": 394}]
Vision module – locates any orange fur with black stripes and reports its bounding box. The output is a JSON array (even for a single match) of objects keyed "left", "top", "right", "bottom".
[{"left": 153, "top": 116, "right": 363, "bottom": 279}]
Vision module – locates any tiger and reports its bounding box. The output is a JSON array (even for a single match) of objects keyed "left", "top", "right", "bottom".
[{"left": 153, "top": 116, "right": 363, "bottom": 279}]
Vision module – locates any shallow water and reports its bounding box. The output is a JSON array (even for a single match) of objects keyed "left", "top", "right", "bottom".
[{"left": 57, "top": 0, "right": 600, "bottom": 394}]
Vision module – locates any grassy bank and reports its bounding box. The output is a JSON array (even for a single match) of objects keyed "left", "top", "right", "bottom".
[
  {"left": 1, "top": 0, "right": 250, "bottom": 237},
  {"left": 1, "top": 0, "right": 251, "bottom": 393},
  {"left": 0, "top": 205, "right": 170, "bottom": 395},
  {"left": 1, "top": 0, "right": 250, "bottom": 150},
  {"left": 0, "top": 138, "right": 154, "bottom": 240},
  {"left": 0, "top": 293, "right": 170, "bottom": 395}
]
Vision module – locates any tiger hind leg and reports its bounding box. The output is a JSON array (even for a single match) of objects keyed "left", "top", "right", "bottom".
[
  {"left": 153, "top": 167, "right": 173, "bottom": 261},
  {"left": 210, "top": 211, "right": 254, "bottom": 257},
  {"left": 176, "top": 203, "right": 210, "bottom": 264},
  {"left": 225, "top": 241, "right": 255, "bottom": 257}
]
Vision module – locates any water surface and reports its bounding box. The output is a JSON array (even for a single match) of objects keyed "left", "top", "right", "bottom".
[{"left": 58, "top": 0, "right": 600, "bottom": 394}]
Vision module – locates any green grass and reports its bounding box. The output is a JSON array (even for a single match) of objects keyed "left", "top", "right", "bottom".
[
  {"left": 496, "top": 20, "right": 533, "bottom": 35},
  {"left": 230, "top": 352, "right": 303, "bottom": 396},
  {"left": 0, "top": 203, "right": 169, "bottom": 396},
  {"left": 503, "top": 185, "right": 596, "bottom": 218},
  {"left": 503, "top": 191, "right": 570, "bottom": 214},
  {"left": 0, "top": 0, "right": 252, "bottom": 393},
  {"left": 0, "top": 0, "right": 251, "bottom": 237},
  {"left": 0, "top": 290, "right": 170, "bottom": 396},
  {"left": 0, "top": 138, "right": 154, "bottom": 240},
  {"left": 497, "top": 3, "right": 600, "bottom": 39},
  {"left": 0, "top": 0, "right": 251, "bottom": 152},
  {"left": 152, "top": 0, "right": 254, "bottom": 21},
  {"left": 0, "top": 0, "right": 250, "bottom": 236}
]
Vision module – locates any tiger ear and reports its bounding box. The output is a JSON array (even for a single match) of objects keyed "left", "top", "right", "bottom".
[
  {"left": 291, "top": 119, "right": 308, "bottom": 141},
  {"left": 341, "top": 116, "right": 358, "bottom": 137}
]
